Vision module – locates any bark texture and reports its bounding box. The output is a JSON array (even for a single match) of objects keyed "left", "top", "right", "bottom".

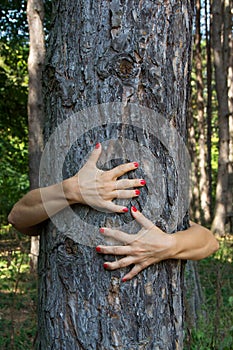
[
  {"left": 37, "top": 1, "right": 194, "bottom": 349},
  {"left": 27, "top": 0, "right": 45, "bottom": 271}
]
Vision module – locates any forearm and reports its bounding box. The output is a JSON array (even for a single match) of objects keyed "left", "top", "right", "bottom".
[
  {"left": 170, "top": 222, "right": 219, "bottom": 260},
  {"left": 8, "top": 177, "right": 78, "bottom": 232}
]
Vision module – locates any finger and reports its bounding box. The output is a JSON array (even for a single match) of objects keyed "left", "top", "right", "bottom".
[
  {"left": 116, "top": 178, "right": 146, "bottom": 190},
  {"left": 122, "top": 263, "right": 148, "bottom": 282},
  {"left": 86, "top": 143, "right": 102, "bottom": 165},
  {"left": 97, "top": 244, "right": 132, "bottom": 256},
  {"left": 107, "top": 162, "right": 139, "bottom": 179},
  {"left": 131, "top": 206, "right": 154, "bottom": 230},
  {"left": 103, "top": 256, "right": 136, "bottom": 270},
  {"left": 114, "top": 189, "right": 141, "bottom": 199},
  {"left": 99, "top": 227, "right": 136, "bottom": 245},
  {"left": 104, "top": 201, "right": 130, "bottom": 214}
]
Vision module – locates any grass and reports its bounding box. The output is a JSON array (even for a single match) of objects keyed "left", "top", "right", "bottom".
[
  {"left": 0, "top": 226, "right": 37, "bottom": 350},
  {"left": 184, "top": 236, "right": 233, "bottom": 350},
  {"left": 0, "top": 226, "right": 232, "bottom": 349}
]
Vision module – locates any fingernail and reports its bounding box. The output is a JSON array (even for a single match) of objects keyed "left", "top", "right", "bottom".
[
  {"left": 135, "top": 189, "right": 140, "bottom": 196},
  {"left": 95, "top": 143, "right": 100, "bottom": 149},
  {"left": 96, "top": 246, "right": 101, "bottom": 252},
  {"left": 140, "top": 179, "right": 146, "bottom": 185},
  {"left": 122, "top": 277, "right": 127, "bottom": 282},
  {"left": 122, "top": 207, "right": 128, "bottom": 213},
  {"left": 99, "top": 228, "right": 105, "bottom": 233},
  {"left": 133, "top": 162, "right": 139, "bottom": 168},
  {"left": 132, "top": 206, "right": 137, "bottom": 212},
  {"left": 103, "top": 263, "right": 109, "bottom": 269}
]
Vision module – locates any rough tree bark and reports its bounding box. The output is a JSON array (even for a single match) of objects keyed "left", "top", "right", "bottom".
[
  {"left": 37, "top": 1, "right": 194, "bottom": 349},
  {"left": 211, "top": 0, "right": 230, "bottom": 235},
  {"left": 26, "top": 0, "right": 45, "bottom": 271}
]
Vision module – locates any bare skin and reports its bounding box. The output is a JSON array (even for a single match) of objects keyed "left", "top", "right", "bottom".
[
  {"left": 96, "top": 206, "right": 219, "bottom": 281},
  {"left": 8, "top": 143, "right": 219, "bottom": 280},
  {"left": 8, "top": 143, "right": 144, "bottom": 235}
]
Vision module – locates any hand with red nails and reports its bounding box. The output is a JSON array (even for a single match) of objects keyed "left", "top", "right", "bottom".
[
  {"left": 96, "top": 206, "right": 219, "bottom": 282},
  {"left": 72, "top": 143, "right": 144, "bottom": 213},
  {"left": 8, "top": 144, "right": 145, "bottom": 235}
]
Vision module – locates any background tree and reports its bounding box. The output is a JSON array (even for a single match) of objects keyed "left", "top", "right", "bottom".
[
  {"left": 211, "top": 0, "right": 231, "bottom": 236},
  {"left": 37, "top": 0, "right": 194, "bottom": 348},
  {"left": 26, "top": 0, "right": 45, "bottom": 271},
  {"left": 194, "top": 0, "right": 210, "bottom": 224},
  {"left": 205, "top": 0, "right": 213, "bottom": 222}
]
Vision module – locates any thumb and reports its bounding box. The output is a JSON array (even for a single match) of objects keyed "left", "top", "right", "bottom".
[{"left": 87, "top": 143, "right": 102, "bottom": 166}]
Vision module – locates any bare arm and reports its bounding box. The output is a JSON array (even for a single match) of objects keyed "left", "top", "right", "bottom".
[
  {"left": 8, "top": 144, "right": 145, "bottom": 235},
  {"left": 96, "top": 207, "right": 219, "bottom": 282}
]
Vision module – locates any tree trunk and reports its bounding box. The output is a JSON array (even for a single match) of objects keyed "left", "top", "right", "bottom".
[
  {"left": 37, "top": 1, "right": 194, "bottom": 348},
  {"left": 194, "top": 0, "right": 210, "bottom": 224},
  {"left": 211, "top": 0, "right": 230, "bottom": 236},
  {"left": 205, "top": 0, "right": 213, "bottom": 221},
  {"left": 226, "top": 0, "right": 233, "bottom": 234},
  {"left": 26, "top": 0, "right": 45, "bottom": 271},
  {"left": 188, "top": 105, "right": 201, "bottom": 222}
]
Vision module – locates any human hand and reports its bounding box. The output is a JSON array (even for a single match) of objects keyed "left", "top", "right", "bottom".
[
  {"left": 71, "top": 143, "right": 146, "bottom": 213},
  {"left": 96, "top": 206, "right": 174, "bottom": 281}
]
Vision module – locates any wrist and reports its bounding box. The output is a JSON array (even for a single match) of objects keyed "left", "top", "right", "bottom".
[
  {"left": 62, "top": 177, "right": 82, "bottom": 205},
  {"left": 167, "top": 234, "right": 178, "bottom": 259}
]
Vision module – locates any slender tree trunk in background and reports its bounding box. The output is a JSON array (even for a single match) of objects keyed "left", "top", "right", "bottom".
[
  {"left": 194, "top": 0, "right": 210, "bottom": 225},
  {"left": 188, "top": 107, "right": 201, "bottom": 221},
  {"left": 211, "top": 0, "right": 230, "bottom": 236},
  {"left": 226, "top": 0, "right": 233, "bottom": 233},
  {"left": 205, "top": 0, "right": 213, "bottom": 221},
  {"left": 27, "top": 0, "right": 45, "bottom": 271},
  {"left": 37, "top": 1, "right": 194, "bottom": 348}
]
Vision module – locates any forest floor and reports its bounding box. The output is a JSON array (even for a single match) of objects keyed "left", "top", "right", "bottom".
[
  {"left": 0, "top": 226, "right": 232, "bottom": 350},
  {"left": 0, "top": 227, "right": 37, "bottom": 350}
]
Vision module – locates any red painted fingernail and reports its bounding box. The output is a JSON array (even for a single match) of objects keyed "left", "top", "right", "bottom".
[
  {"left": 133, "top": 162, "right": 139, "bottom": 168},
  {"left": 135, "top": 189, "right": 140, "bottom": 196},
  {"left": 122, "top": 277, "right": 127, "bottom": 282},
  {"left": 122, "top": 207, "right": 128, "bottom": 213},
  {"left": 99, "top": 228, "right": 105, "bottom": 233},
  {"left": 140, "top": 179, "right": 146, "bottom": 185},
  {"left": 96, "top": 246, "right": 101, "bottom": 252},
  {"left": 103, "top": 263, "right": 109, "bottom": 269},
  {"left": 95, "top": 142, "right": 100, "bottom": 149},
  {"left": 132, "top": 206, "right": 137, "bottom": 212}
]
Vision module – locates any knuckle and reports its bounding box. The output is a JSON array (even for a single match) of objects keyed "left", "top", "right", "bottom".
[
  {"left": 113, "top": 247, "right": 119, "bottom": 255},
  {"left": 118, "top": 260, "right": 126, "bottom": 268}
]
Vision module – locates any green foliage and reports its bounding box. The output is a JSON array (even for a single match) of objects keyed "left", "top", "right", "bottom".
[
  {"left": 184, "top": 238, "right": 233, "bottom": 349},
  {"left": 0, "top": 0, "right": 52, "bottom": 225},
  {"left": 0, "top": 40, "right": 29, "bottom": 223},
  {"left": 0, "top": 226, "right": 37, "bottom": 350}
]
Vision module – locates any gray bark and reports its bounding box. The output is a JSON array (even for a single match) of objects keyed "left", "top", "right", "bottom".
[
  {"left": 26, "top": 0, "right": 45, "bottom": 271},
  {"left": 37, "top": 1, "right": 194, "bottom": 349}
]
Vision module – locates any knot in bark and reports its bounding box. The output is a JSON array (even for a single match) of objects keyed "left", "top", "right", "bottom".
[{"left": 113, "top": 55, "right": 139, "bottom": 84}]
